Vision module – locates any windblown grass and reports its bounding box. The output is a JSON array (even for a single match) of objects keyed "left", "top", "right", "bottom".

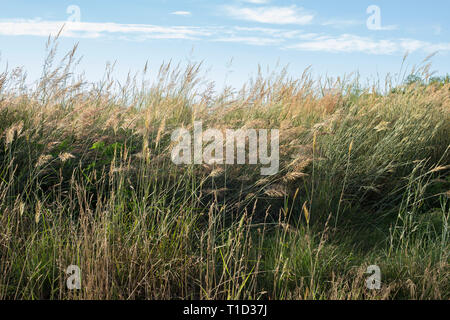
[{"left": 0, "top": 41, "right": 448, "bottom": 299}]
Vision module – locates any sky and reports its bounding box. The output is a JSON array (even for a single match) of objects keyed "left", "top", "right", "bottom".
[{"left": 0, "top": 0, "right": 449, "bottom": 89}]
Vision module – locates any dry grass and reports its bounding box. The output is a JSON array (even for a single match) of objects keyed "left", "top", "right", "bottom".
[{"left": 0, "top": 40, "right": 448, "bottom": 300}]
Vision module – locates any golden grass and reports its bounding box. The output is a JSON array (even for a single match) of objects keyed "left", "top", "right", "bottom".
[{"left": 0, "top": 41, "right": 448, "bottom": 300}]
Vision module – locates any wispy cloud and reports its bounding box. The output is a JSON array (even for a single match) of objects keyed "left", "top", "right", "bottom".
[
  {"left": 288, "top": 34, "right": 397, "bottom": 55},
  {"left": 212, "top": 26, "right": 307, "bottom": 46},
  {"left": 287, "top": 34, "right": 450, "bottom": 55},
  {"left": 1, "top": 18, "right": 448, "bottom": 56},
  {"left": 322, "top": 19, "right": 363, "bottom": 29},
  {"left": 376, "top": 25, "right": 398, "bottom": 31},
  {"left": 214, "top": 36, "right": 282, "bottom": 46},
  {"left": 171, "top": 11, "right": 192, "bottom": 16},
  {"left": 232, "top": 26, "right": 304, "bottom": 39},
  {"left": 0, "top": 19, "right": 209, "bottom": 40},
  {"left": 240, "top": 0, "right": 271, "bottom": 3},
  {"left": 224, "top": 5, "right": 314, "bottom": 25}
]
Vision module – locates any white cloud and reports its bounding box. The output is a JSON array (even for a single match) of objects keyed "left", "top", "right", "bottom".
[
  {"left": 377, "top": 25, "right": 398, "bottom": 31},
  {"left": 225, "top": 5, "right": 314, "bottom": 25},
  {"left": 322, "top": 19, "right": 363, "bottom": 28},
  {"left": 322, "top": 20, "right": 396, "bottom": 31},
  {"left": 241, "top": 0, "right": 271, "bottom": 3},
  {"left": 288, "top": 34, "right": 397, "bottom": 55},
  {"left": 399, "top": 39, "right": 450, "bottom": 53},
  {"left": 171, "top": 11, "right": 191, "bottom": 16},
  {"left": 214, "top": 36, "right": 282, "bottom": 46},
  {"left": 0, "top": 19, "right": 209, "bottom": 40},
  {"left": 0, "top": 18, "right": 448, "bottom": 56},
  {"left": 212, "top": 26, "right": 310, "bottom": 46},
  {"left": 287, "top": 34, "right": 450, "bottom": 55},
  {"left": 232, "top": 26, "right": 304, "bottom": 39}
]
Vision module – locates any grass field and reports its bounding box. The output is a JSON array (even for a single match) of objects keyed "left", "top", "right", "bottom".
[{"left": 0, "top": 42, "right": 449, "bottom": 300}]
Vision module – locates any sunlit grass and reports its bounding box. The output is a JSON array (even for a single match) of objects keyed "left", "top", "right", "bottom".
[{"left": 0, "top": 40, "right": 448, "bottom": 299}]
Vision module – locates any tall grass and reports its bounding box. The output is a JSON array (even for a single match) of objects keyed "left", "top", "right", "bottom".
[{"left": 0, "top": 40, "right": 448, "bottom": 299}]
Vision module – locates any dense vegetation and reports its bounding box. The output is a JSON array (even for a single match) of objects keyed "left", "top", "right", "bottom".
[{"left": 0, "top": 42, "right": 448, "bottom": 299}]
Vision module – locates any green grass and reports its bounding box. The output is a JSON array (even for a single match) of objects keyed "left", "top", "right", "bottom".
[{"left": 0, "top": 41, "right": 448, "bottom": 300}]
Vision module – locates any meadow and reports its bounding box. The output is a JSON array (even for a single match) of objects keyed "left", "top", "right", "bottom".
[{"left": 0, "top": 41, "right": 449, "bottom": 299}]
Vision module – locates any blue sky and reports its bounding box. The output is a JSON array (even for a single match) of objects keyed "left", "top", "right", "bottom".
[{"left": 0, "top": 0, "right": 449, "bottom": 88}]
